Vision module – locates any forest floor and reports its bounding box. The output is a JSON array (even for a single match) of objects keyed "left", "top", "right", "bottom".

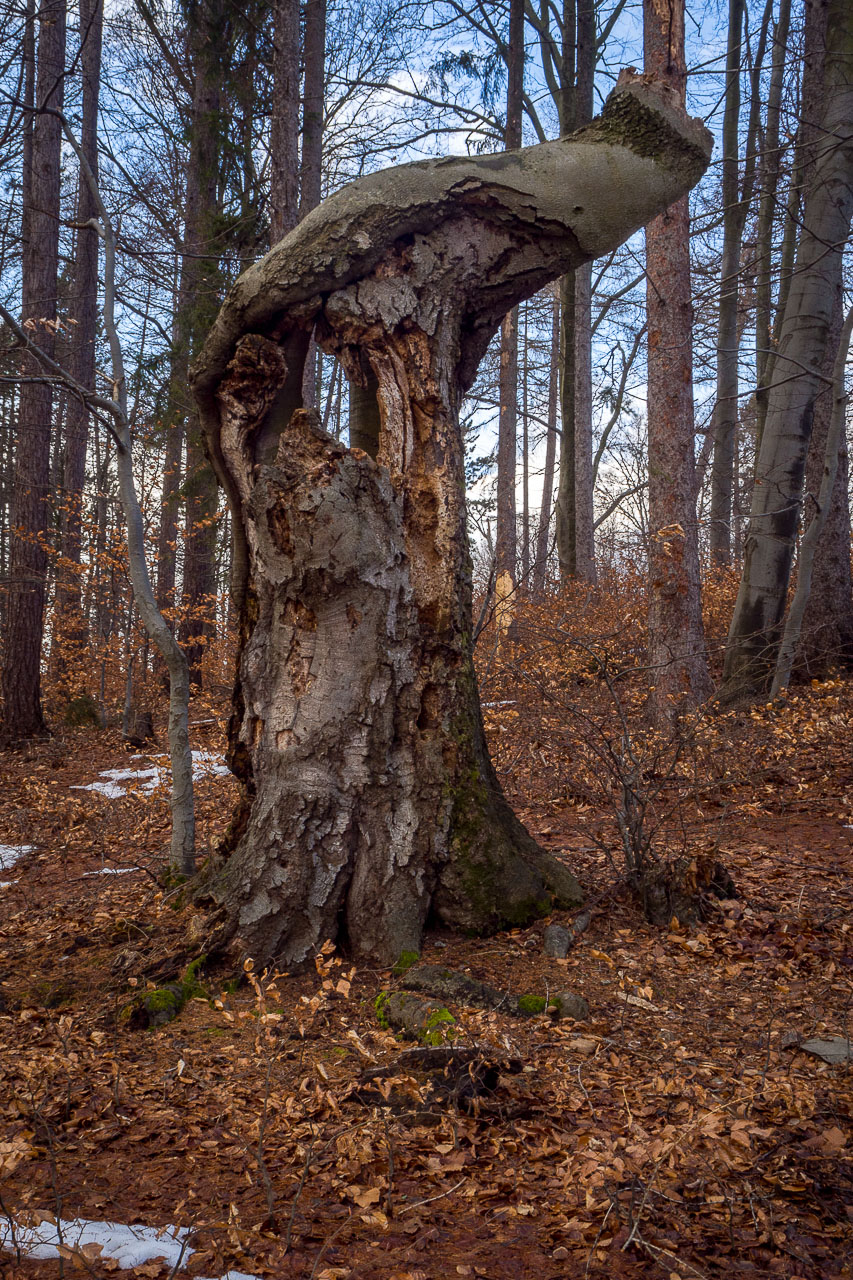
[{"left": 0, "top": 645, "right": 852, "bottom": 1278}]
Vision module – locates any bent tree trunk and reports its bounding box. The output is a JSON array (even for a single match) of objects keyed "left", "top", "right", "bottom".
[{"left": 191, "top": 72, "right": 711, "bottom": 967}]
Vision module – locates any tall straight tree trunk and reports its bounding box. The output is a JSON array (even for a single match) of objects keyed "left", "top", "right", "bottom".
[
  {"left": 572, "top": 0, "right": 596, "bottom": 582},
  {"left": 532, "top": 289, "right": 558, "bottom": 588},
  {"left": 709, "top": 0, "right": 745, "bottom": 567},
  {"left": 179, "top": 2, "right": 226, "bottom": 687},
  {"left": 270, "top": 0, "right": 300, "bottom": 242},
  {"left": 300, "top": 0, "right": 326, "bottom": 407},
  {"left": 794, "top": 290, "right": 853, "bottom": 673},
  {"left": 533, "top": 290, "right": 560, "bottom": 593},
  {"left": 494, "top": 0, "right": 524, "bottom": 606},
  {"left": 2, "top": 0, "right": 65, "bottom": 742},
  {"left": 795, "top": 1, "right": 853, "bottom": 675},
  {"left": 720, "top": 0, "right": 853, "bottom": 701},
  {"left": 754, "top": 0, "right": 792, "bottom": 451},
  {"left": 555, "top": 0, "right": 576, "bottom": 580},
  {"left": 643, "top": 0, "right": 712, "bottom": 723},
  {"left": 299, "top": 0, "right": 325, "bottom": 216},
  {"left": 58, "top": 0, "right": 103, "bottom": 636},
  {"left": 710, "top": 0, "right": 769, "bottom": 564},
  {"left": 156, "top": 366, "right": 183, "bottom": 619},
  {"left": 521, "top": 305, "right": 530, "bottom": 583}
]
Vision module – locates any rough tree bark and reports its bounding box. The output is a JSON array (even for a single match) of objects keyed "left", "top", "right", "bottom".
[
  {"left": 270, "top": 0, "right": 300, "bottom": 243},
  {"left": 720, "top": 0, "right": 853, "bottom": 701},
  {"left": 555, "top": 0, "right": 596, "bottom": 583},
  {"left": 643, "top": 0, "right": 712, "bottom": 725},
  {"left": 299, "top": 0, "right": 326, "bottom": 408},
  {"left": 1, "top": 0, "right": 65, "bottom": 742},
  {"left": 190, "top": 73, "right": 711, "bottom": 967},
  {"left": 178, "top": 0, "right": 227, "bottom": 687}
]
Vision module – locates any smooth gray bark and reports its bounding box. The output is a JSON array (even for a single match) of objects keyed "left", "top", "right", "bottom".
[
  {"left": 771, "top": 307, "right": 853, "bottom": 697},
  {"left": 720, "top": 0, "right": 853, "bottom": 701}
]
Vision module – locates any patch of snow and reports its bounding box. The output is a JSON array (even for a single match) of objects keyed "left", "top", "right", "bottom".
[
  {"left": 71, "top": 752, "right": 230, "bottom": 799},
  {"left": 0, "top": 1217, "right": 191, "bottom": 1269},
  {"left": 0, "top": 1216, "right": 263, "bottom": 1279},
  {"left": 0, "top": 882, "right": 13, "bottom": 890},
  {"left": 0, "top": 845, "right": 33, "bottom": 871},
  {"left": 199, "top": 1273, "right": 264, "bottom": 1280},
  {"left": 83, "top": 867, "right": 141, "bottom": 876}
]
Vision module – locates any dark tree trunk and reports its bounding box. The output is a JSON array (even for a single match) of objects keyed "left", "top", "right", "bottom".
[
  {"left": 720, "top": 0, "right": 853, "bottom": 701},
  {"left": 643, "top": 0, "right": 712, "bottom": 724},
  {"left": 794, "top": 6, "right": 853, "bottom": 676},
  {"left": 270, "top": 0, "right": 299, "bottom": 242},
  {"left": 299, "top": 0, "right": 325, "bottom": 217},
  {"left": 156, "top": 373, "right": 183, "bottom": 620},
  {"left": 708, "top": 0, "right": 744, "bottom": 567},
  {"left": 2, "top": 0, "right": 65, "bottom": 742},
  {"left": 191, "top": 75, "right": 711, "bottom": 967},
  {"left": 555, "top": 0, "right": 595, "bottom": 583},
  {"left": 299, "top": 0, "right": 326, "bottom": 407},
  {"left": 57, "top": 0, "right": 102, "bottom": 650},
  {"left": 572, "top": 0, "right": 596, "bottom": 583},
  {"left": 754, "top": 0, "right": 792, "bottom": 454},
  {"left": 177, "top": 1, "right": 227, "bottom": 687}
]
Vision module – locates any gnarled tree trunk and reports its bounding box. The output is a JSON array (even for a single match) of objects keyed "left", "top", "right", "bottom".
[{"left": 191, "top": 73, "right": 711, "bottom": 967}]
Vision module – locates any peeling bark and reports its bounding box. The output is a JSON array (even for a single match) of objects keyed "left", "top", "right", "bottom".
[{"left": 191, "top": 73, "right": 711, "bottom": 966}]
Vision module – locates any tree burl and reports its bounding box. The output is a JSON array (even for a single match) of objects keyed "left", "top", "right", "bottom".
[{"left": 190, "top": 71, "right": 712, "bottom": 966}]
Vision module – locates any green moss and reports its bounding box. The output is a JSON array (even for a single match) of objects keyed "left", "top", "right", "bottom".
[
  {"left": 587, "top": 86, "right": 709, "bottom": 177},
  {"left": 160, "top": 865, "right": 187, "bottom": 891},
  {"left": 123, "top": 957, "right": 208, "bottom": 1032},
  {"left": 501, "top": 894, "right": 552, "bottom": 928},
  {"left": 181, "top": 955, "right": 208, "bottom": 999},
  {"left": 517, "top": 994, "right": 547, "bottom": 1015},
  {"left": 392, "top": 950, "right": 420, "bottom": 976},
  {"left": 375, "top": 990, "right": 391, "bottom": 1029},
  {"left": 422, "top": 1006, "right": 455, "bottom": 1046},
  {"left": 140, "top": 984, "right": 184, "bottom": 1025}
]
